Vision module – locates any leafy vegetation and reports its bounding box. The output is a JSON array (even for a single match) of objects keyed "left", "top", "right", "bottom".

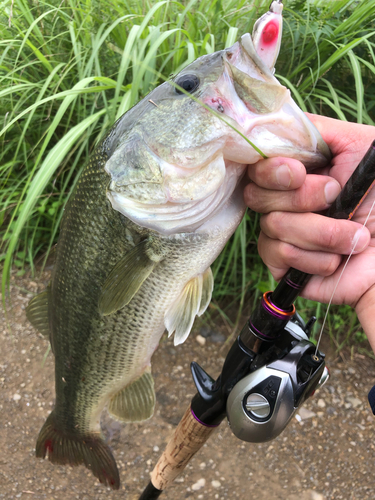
[{"left": 1, "top": 0, "right": 375, "bottom": 348}]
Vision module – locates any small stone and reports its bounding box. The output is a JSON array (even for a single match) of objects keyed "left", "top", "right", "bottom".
[
  {"left": 153, "top": 445, "right": 159, "bottom": 452},
  {"left": 199, "top": 326, "right": 212, "bottom": 338},
  {"left": 311, "top": 492, "right": 324, "bottom": 500},
  {"left": 196, "top": 335, "right": 206, "bottom": 346},
  {"left": 347, "top": 397, "right": 362, "bottom": 408},
  {"left": 297, "top": 408, "right": 316, "bottom": 420},
  {"left": 13, "top": 393, "right": 21, "bottom": 401},
  {"left": 191, "top": 478, "right": 206, "bottom": 491},
  {"left": 348, "top": 367, "right": 356, "bottom": 374},
  {"left": 199, "top": 462, "right": 206, "bottom": 469},
  {"left": 327, "top": 406, "right": 336, "bottom": 415},
  {"left": 317, "top": 399, "right": 326, "bottom": 408},
  {"left": 211, "top": 480, "right": 221, "bottom": 488},
  {"left": 211, "top": 332, "right": 226, "bottom": 343}
]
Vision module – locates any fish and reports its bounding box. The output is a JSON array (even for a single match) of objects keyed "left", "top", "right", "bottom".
[{"left": 26, "top": 0, "right": 330, "bottom": 490}]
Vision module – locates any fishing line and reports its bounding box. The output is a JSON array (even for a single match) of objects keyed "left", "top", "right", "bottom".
[{"left": 314, "top": 196, "right": 375, "bottom": 356}]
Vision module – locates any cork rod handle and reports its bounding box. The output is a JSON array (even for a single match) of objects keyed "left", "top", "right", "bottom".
[{"left": 150, "top": 405, "right": 217, "bottom": 491}]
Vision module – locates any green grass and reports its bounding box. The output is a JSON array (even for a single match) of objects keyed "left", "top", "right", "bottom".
[{"left": 1, "top": 0, "right": 375, "bottom": 349}]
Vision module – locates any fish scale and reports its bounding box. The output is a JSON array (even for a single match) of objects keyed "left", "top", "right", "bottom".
[{"left": 27, "top": 2, "right": 330, "bottom": 490}]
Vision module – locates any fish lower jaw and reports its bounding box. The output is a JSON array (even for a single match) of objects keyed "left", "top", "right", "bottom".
[{"left": 108, "top": 161, "right": 246, "bottom": 236}]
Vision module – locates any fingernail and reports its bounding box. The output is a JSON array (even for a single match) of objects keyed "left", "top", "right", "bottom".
[
  {"left": 324, "top": 181, "right": 341, "bottom": 204},
  {"left": 276, "top": 164, "right": 291, "bottom": 188},
  {"left": 352, "top": 228, "right": 370, "bottom": 252}
]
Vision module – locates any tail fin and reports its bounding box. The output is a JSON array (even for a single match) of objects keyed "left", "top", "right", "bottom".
[{"left": 35, "top": 411, "right": 120, "bottom": 489}]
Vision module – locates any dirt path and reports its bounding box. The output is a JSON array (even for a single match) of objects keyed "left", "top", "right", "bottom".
[{"left": 1, "top": 275, "right": 375, "bottom": 500}]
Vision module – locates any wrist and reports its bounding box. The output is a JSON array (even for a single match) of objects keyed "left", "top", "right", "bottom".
[{"left": 355, "top": 286, "right": 375, "bottom": 354}]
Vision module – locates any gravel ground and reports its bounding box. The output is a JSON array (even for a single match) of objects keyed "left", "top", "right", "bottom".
[{"left": 1, "top": 273, "right": 375, "bottom": 500}]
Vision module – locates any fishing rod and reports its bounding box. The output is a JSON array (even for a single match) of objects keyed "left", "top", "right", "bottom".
[{"left": 139, "top": 140, "right": 375, "bottom": 499}]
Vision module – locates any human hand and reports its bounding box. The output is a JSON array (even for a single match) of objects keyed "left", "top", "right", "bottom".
[{"left": 244, "top": 115, "right": 375, "bottom": 319}]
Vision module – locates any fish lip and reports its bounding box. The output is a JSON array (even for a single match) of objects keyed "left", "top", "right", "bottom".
[{"left": 299, "top": 111, "right": 332, "bottom": 164}]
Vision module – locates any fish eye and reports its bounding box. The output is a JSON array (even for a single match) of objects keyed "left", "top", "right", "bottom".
[{"left": 175, "top": 74, "right": 200, "bottom": 94}]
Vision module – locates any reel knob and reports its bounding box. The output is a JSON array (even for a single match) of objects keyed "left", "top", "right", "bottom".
[{"left": 245, "top": 393, "right": 270, "bottom": 419}]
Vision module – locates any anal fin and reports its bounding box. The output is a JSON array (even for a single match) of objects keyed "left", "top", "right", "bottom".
[
  {"left": 26, "top": 289, "right": 50, "bottom": 338},
  {"left": 107, "top": 369, "right": 155, "bottom": 423}
]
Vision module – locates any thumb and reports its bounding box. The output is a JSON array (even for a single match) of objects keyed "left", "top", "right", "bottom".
[{"left": 304, "top": 113, "right": 343, "bottom": 149}]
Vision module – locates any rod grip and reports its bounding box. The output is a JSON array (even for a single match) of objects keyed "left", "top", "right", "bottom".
[
  {"left": 270, "top": 140, "right": 375, "bottom": 311},
  {"left": 150, "top": 405, "right": 216, "bottom": 491}
]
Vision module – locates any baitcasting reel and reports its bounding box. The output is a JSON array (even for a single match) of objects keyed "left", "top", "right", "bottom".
[{"left": 226, "top": 317, "right": 329, "bottom": 443}]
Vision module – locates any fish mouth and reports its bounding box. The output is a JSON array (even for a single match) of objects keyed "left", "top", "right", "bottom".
[
  {"left": 108, "top": 158, "right": 246, "bottom": 235},
  {"left": 215, "top": 35, "right": 331, "bottom": 169}
]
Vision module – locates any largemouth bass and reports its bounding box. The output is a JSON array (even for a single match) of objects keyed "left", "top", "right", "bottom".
[{"left": 26, "top": 1, "right": 330, "bottom": 489}]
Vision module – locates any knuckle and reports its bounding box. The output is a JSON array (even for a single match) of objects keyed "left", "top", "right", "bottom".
[
  {"left": 278, "top": 241, "right": 298, "bottom": 264},
  {"left": 261, "top": 211, "right": 286, "bottom": 238},
  {"left": 321, "top": 255, "right": 340, "bottom": 276},
  {"left": 244, "top": 184, "right": 260, "bottom": 210},
  {"left": 246, "top": 186, "right": 271, "bottom": 213},
  {"left": 293, "top": 186, "right": 311, "bottom": 211},
  {"left": 318, "top": 221, "right": 341, "bottom": 249},
  {"left": 257, "top": 231, "right": 268, "bottom": 257}
]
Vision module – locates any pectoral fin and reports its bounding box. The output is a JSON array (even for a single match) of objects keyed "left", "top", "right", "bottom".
[
  {"left": 165, "top": 269, "right": 214, "bottom": 346},
  {"left": 26, "top": 289, "right": 50, "bottom": 338},
  {"left": 198, "top": 267, "right": 214, "bottom": 316},
  {"left": 107, "top": 369, "right": 155, "bottom": 422},
  {"left": 99, "top": 239, "right": 163, "bottom": 316}
]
